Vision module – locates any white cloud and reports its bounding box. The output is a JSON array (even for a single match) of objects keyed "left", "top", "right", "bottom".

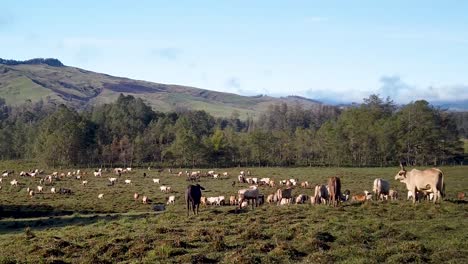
[{"left": 379, "top": 75, "right": 468, "bottom": 103}]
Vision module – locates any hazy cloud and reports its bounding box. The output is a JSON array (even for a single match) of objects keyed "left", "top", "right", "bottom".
[
  {"left": 226, "top": 77, "right": 240, "bottom": 89},
  {"left": 0, "top": 14, "right": 14, "bottom": 29},
  {"left": 379, "top": 75, "right": 468, "bottom": 103},
  {"left": 157, "top": 48, "right": 181, "bottom": 61}
]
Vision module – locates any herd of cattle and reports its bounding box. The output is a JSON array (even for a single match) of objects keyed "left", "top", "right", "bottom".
[
  {"left": 185, "top": 164, "right": 456, "bottom": 216},
  {"left": 0, "top": 164, "right": 464, "bottom": 217}
]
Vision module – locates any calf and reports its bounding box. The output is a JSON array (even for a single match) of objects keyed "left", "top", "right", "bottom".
[
  {"left": 352, "top": 194, "right": 367, "bottom": 202},
  {"left": 458, "top": 192, "right": 465, "bottom": 201},
  {"left": 267, "top": 194, "right": 276, "bottom": 204},
  {"left": 160, "top": 186, "right": 171, "bottom": 193},
  {"left": 229, "top": 195, "right": 237, "bottom": 205},
  {"left": 389, "top": 189, "right": 398, "bottom": 200},
  {"left": 167, "top": 195, "right": 176, "bottom": 205},
  {"left": 295, "top": 194, "right": 309, "bottom": 204}
]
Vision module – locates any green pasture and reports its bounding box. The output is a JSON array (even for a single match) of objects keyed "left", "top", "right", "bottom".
[{"left": 0, "top": 163, "right": 466, "bottom": 263}]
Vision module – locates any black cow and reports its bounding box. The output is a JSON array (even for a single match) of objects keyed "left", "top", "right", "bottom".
[
  {"left": 185, "top": 184, "right": 205, "bottom": 216},
  {"left": 59, "top": 188, "right": 72, "bottom": 194}
]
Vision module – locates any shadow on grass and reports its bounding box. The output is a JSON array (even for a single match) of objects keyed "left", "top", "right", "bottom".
[
  {"left": 444, "top": 199, "right": 467, "bottom": 204},
  {"left": 0, "top": 204, "right": 74, "bottom": 219},
  {"left": 0, "top": 204, "right": 157, "bottom": 234}
]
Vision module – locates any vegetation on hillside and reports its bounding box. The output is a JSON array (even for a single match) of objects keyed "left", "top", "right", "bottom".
[
  {"left": 0, "top": 61, "right": 334, "bottom": 118},
  {"left": 0, "top": 94, "right": 463, "bottom": 167}
]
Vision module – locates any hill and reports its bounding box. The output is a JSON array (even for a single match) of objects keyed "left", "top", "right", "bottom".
[{"left": 0, "top": 58, "right": 332, "bottom": 118}]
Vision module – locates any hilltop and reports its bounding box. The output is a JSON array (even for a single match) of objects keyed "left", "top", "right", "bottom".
[{"left": 0, "top": 58, "right": 332, "bottom": 118}]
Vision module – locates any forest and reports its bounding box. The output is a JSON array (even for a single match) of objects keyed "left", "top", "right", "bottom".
[{"left": 0, "top": 94, "right": 464, "bottom": 168}]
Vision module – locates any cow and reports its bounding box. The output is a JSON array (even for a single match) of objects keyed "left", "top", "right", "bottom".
[
  {"left": 295, "top": 194, "right": 309, "bottom": 204},
  {"left": 458, "top": 192, "right": 465, "bottom": 201},
  {"left": 373, "top": 178, "right": 390, "bottom": 200},
  {"left": 238, "top": 186, "right": 260, "bottom": 210},
  {"left": 328, "top": 176, "right": 342, "bottom": 207},
  {"left": 185, "top": 184, "right": 205, "bottom": 216},
  {"left": 352, "top": 194, "right": 367, "bottom": 202},
  {"left": 312, "top": 184, "right": 329, "bottom": 205},
  {"left": 389, "top": 189, "right": 398, "bottom": 200},
  {"left": 395, "top": 164, "right": 444, "bottom": 204},
  {"left": 276, "top": 188, "right": 293, "bottom": 206}
]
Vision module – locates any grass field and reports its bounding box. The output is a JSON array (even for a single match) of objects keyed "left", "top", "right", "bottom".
[{"left": 0, "top": 163, "right": 467, "bottom": 263}]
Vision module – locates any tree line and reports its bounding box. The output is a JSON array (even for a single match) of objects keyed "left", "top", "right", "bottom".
[{"left": 0, "top": 94, "right": 464, "bottom": 168}]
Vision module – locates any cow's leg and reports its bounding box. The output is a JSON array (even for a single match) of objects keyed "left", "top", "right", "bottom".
[
  {"left": 187, "top": 201, "right": 191, "bottom": 216},
  {"left": 412, "top": 188, "right": 417, "bottom": 204}
]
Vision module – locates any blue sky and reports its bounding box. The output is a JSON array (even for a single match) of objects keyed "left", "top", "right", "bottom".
[{"left": 1, "top": 0, "right": 467, "bottom": 104}]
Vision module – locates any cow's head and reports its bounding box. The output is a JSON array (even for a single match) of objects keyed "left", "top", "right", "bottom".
[{"left": 395, "top": 163, "right": 407, "bottom": 181}]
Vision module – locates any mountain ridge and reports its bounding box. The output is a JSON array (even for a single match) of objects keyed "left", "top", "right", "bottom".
[{"left": 0, "top": 58, "right": 334, "bottom": 118}]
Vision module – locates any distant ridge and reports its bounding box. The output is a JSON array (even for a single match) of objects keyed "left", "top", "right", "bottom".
[
  {"left": 0, "top": 58, "right": 64, "bottom": 67},
  {"left": 0, "top": 58, "right": 336, "bottom": 118}
]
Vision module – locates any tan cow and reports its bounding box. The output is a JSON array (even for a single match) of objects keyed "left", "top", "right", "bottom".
[
  {"left": 229, "top": 195, "right": 237, "bottom": 205},
  {"left": 328, "top": 176, "right": 342, "bottom": 207},
  {"left": 395, "top": 164, "right": 444, "bottom": 204}
]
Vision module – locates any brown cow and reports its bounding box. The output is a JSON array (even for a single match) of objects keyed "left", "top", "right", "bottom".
[
  {"left": 458, "top": 192, "right": 465, "bottom": 201},
  {"left": 328, "top": 176, "right": 342, "bottom": 207}
]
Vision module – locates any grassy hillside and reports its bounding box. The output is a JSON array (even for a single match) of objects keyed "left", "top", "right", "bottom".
[
  {"left": 0, "top": 60, "right": 328, "bottom": 118},
  {"left": 0, "top": 163, "right": 466, "bottom": 263}
]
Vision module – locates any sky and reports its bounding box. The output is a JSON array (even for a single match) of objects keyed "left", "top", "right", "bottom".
[{"left": 1, "top": 0, "right": 467, "bottom": 104}]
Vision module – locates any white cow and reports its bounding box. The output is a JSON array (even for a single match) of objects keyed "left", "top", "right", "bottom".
[
  {"left": 238, "top": 186, "right": 259, "bottom": 209},
  {"left": 153, "top": 179, "right": 160, "bottom": 184},
  {"left": 373, "top": 178, "right": 390, "bottom": 200},
  {"left": 395, "top": 165, "right": 444, "bottom": 204},
  {"left": 167, "top": 195, "right": 176, "bottom": 205},
  {"left": 160, "top": 186, "right": 171, "bottom": 193}
]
